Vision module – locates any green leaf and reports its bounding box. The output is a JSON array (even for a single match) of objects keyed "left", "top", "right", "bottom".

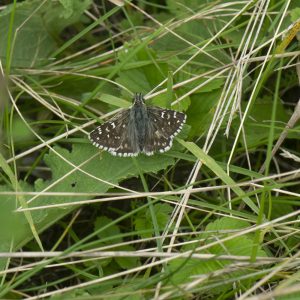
[
  {"left": 290, "top": 8, "right": 300, "bottom": 22},
  {"left": 0, "top": 182, "right": 37, "bottom": 270},
  {"left": 11, "top": 117, "right": 35, "bottom": 143},
  {"left": 94, "top": 216, "right": 122, "bottom": 243},
  {"left": 148, "top": 93, "right": 172, "bottom": 109},
  {"left": 0, "top": 0, "right": 92, "bottom": 68},
  {"left": 116, "top": 68, "right": 152, "bottom": 95},
  {"left": 0, "top": 1, "right": 56, "bottom": 68},
  {"left": 41, "top": 0, "right": 93, "bottom": 35},
  {"left": 92, "top": 284, "right": 144, "bottom": 300},
  {"left": 189, "top": 78, "right": 224, "bottom": 94},
  {"left": 0, "top": 152, "right": 43, "bottom": 252},
  {"left": 134, "top": 203, "right": 173, "bottom": 238},
  {"left": 276, "top": 291, "right": 300, "bottom": 300},
  {"left": 116, "top": 43, "right": 168, "bottom": 95},
  {"left": 167, "top": 0, "right": 205, "bottom": 17},
  {"left": 237, "top": 96, "right": 289, "bottom": 147},
  {"left": 186, "top": 90, "right": 221, "bottom": 137},
  {"left": 119, "top": 10, "right": 144, "bottom": 31},
  {"left": 32, "top": 143, "right": 175, "bottom": 212},
  {"left": 115, "top": 245, "right": 141, "bottom": 270},
  {"left": 168, "top": 217, "right": 267, "bottom": 293},
  {"left": 202, "top": 217, "right": 266, "bottom": 256},
  {"left": 172, "top": 92, "right": 191, "bottom": 112},
  {"left": 0, "top": 143, "right": 176, "bottom": 259},
  {"left": 98, "top": 94, "right": 131, "bottom": 109}
]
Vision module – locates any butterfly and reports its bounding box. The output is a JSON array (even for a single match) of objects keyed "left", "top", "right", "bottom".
[{"left": 89, "top": 93, "right": 186, "bottom": 157}]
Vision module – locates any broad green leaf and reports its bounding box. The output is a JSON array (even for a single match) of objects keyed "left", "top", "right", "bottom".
[
  {"left": 119, "top": 10, "right": 144, "bottom": 30},
  {"left": 168, "top": 217, "right": 267, "bottom": 293},
  {"left": 0, "top": 2, "right": 56, "bottom": 68},
  {"left": 43, "top": 0, "right": 92, "bottom": 35},
  {"left": 115, "top": 245, "right": 141, "bottom": 270},
  {"left": 202, "top": 217, "right": 266, "bottom": 256},
  {"left": 11, "top": 117, "right": 35, "bottom": 143},
  {"left": 290, "top": 8, "right": 300, "bottom": 22},
  {"left": 0, "top": 182, "right": 36, "bottom": 270},
  {"left": 94, "top": 216, "right": 122, "bottom": 243},
  {"left": 148, "top": 93, "right": 171, "bottom": 108},
  {"left": 0, "top": 0, "right": 92, "bottom": 68},
  {"left": 0, "top": 152, "right": 43, "bottom": 252},
  {"left": 237, "top": 96, "right": 289, "bottom": 147},
  {"left": 186, "top": 90, "right": 221, "bottom": 137},
  {"left": 116, "top": 43, "right": 168, "bottom": 95},
  {"left": 134, "top": 203, "right": 173, "bottom": 238},
  {"left": 188, "top": 78, "right": 224, "bottom": 94},
  {"left": 116, "top": 68, "right": 151, "bottom": 95},
  {"left": 0, "top": 143, "right": 176, "bottom": 260}
]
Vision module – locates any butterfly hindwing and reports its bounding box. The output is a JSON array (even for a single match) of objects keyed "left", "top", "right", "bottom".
[{"left": 143, "top": 107, "right": 186, "bottom": 155}]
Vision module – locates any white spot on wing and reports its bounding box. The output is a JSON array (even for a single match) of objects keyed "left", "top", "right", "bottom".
[{"left": 144, "top": 151, "right": 154, "bottom": 156}]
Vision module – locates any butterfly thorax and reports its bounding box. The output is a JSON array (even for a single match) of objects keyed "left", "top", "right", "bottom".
[{"left": 130, "top": 100, "right": 149, "bottom": 150}]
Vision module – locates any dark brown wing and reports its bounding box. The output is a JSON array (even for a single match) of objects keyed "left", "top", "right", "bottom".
[
  {"left": 143, "top": 107, "right": 186, "bottom": 155},
  {"left": 89, "top": 109, "right": 140, "bottom": 157}
]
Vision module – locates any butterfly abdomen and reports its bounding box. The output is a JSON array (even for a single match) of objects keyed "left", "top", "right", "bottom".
[{"left": 131, "top": 101, "right": 149, "bottom": 150}]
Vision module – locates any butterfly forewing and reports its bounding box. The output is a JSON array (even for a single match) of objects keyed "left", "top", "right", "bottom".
[{"left": 89, "top": 109, "right": 129, "bottom": 152}]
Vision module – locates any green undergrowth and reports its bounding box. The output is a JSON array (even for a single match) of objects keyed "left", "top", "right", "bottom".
[{"left": 0, "top": 0, "right": 300, "bottom": 299}]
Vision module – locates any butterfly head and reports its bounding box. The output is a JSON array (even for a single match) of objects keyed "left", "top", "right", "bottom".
[{"left": 133, "top": 93, "right": 145, "bottom": 107}]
